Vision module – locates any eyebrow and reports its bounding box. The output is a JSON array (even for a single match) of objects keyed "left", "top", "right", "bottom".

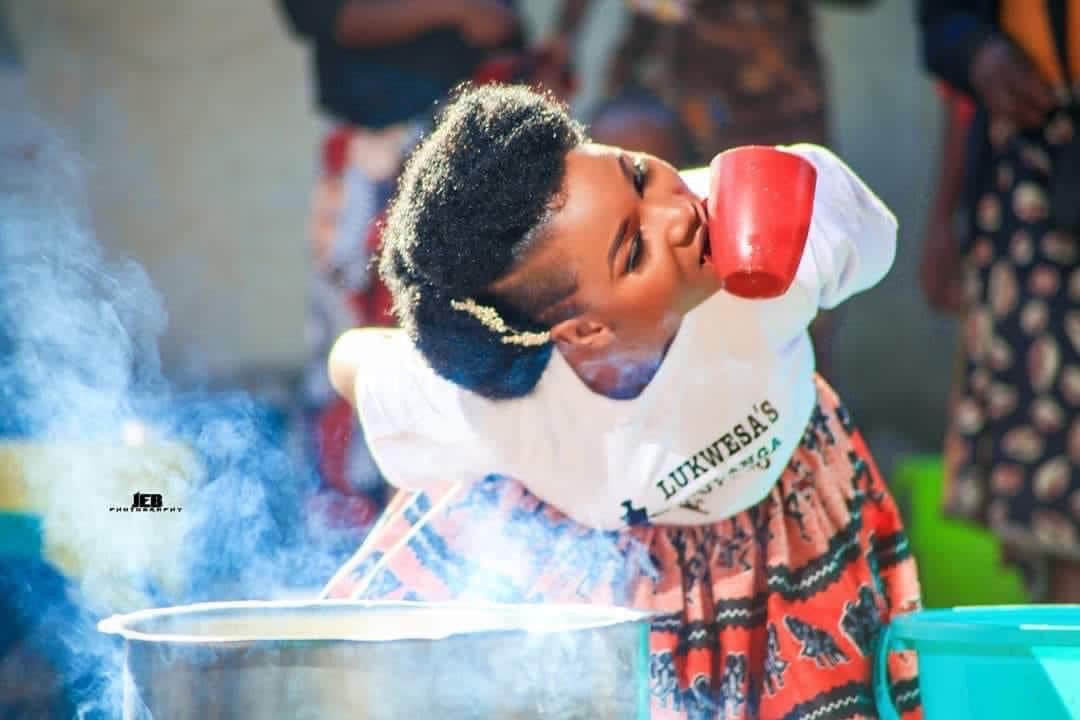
[{"left": 608, "top": 154, "right": 635, "bottom": 278}]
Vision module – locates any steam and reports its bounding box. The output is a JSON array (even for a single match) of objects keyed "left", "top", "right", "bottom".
[
  {"left": 0, "top": 100, "right": 652, "bottom": 719},
  {"left": 0, "top": 107, "right": 357, "bottom": 717}
]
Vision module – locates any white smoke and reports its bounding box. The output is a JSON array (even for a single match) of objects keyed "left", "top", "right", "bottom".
[
  {"left": 0, "top": 103, "right": 358, "bottom": 718},
  {"left": 0, "top": 93, "right": 654, "bottom": 720}
]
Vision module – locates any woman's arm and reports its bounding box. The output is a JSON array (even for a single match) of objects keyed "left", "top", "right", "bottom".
[
  {"left": 328, "top": 329, "right": 362, "bottom": 404},
  {"left": 781, "top": 144, "right": 898, "bottom": 311},
  {"left": 328, "top": 328, "right": 404, "bottom": 404},
  {"left": 920, "top": 89, "right": 971, "bottom": 314}
]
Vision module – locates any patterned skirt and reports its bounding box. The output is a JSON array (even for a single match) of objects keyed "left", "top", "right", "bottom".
[
  {"left": 943, "top": 107, "right": 1080, "bottom": 585},
  {"left": 323, "top": 376, "right": 923, "bottom": 719}
]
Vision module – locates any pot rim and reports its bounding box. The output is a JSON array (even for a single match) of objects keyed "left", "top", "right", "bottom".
[
  {"left": 887, "top": 604, "right": 1080, "bottom": 648},
  {"left": 97, "top": 599, "right": 656, "bottom": 645}
]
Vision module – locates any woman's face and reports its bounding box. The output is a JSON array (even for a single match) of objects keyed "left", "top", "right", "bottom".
[{"left": 512, "top": 143, "right": 720, "bottom": 361}]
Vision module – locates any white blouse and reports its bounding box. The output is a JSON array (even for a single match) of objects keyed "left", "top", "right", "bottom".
[{"left": 352, "top": 144, "right": 898, "bottom": 529}]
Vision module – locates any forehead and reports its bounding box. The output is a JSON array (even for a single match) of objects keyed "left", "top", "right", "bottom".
[
  {"left": 520, "top": 144, "right": 628, "bottom": 309},
  {"left": 493, "top": 143, "right": 622, "bottom": 288},
  {"left": 543, "top": 143, "right": 624, "bottom": 250}
]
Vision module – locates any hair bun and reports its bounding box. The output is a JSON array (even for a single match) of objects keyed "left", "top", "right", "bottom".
[{"left": 376, "top": 85, "right": 584, "bottom": 399}]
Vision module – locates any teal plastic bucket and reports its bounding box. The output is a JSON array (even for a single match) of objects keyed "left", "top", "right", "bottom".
[{"left": 876, "top": 606, "right": 1080, "bottom": 720}]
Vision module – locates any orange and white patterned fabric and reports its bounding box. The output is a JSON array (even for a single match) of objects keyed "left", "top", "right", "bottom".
[{"left": 325, "top": 375, "right": 923, "bottom": 719}]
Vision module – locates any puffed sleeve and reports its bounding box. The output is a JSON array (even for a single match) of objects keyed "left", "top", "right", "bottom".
[
  {"left": 681, "top": 144, "right": 898, "bottom": 351},
  {"left": 780, "top": 143, "right": 898, "bottom": 312}
]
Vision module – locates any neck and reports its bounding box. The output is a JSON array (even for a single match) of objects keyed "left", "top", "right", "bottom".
[{"left": 561, "top": 335, "right": 678, "bottom": 400}]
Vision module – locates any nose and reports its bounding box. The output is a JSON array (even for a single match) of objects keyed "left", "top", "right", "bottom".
[{"left": 643, "top": 195, "right": 699, "bottom": 249}]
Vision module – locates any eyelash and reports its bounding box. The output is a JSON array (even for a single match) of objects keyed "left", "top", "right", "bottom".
[
  {"left": 632, "top": 156, "right": 648, "bottom": 196},
  {"left": 626, "top": 157, "right": 649, "bottom": 273},
  {"left": 625, "top": 230, "right": 643, "bottom": 273}
]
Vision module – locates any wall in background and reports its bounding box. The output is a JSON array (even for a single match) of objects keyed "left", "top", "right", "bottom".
[
  {"left": 7, "top": 0, "right": 316, "bottom": 380},
  {"left": 817, "top": 1, "right": 955, "bottom": 459}
]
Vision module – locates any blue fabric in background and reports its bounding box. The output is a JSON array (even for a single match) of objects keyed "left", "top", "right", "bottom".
[{"left": 0, "top": 557, "right": 120, "bottom": 719}]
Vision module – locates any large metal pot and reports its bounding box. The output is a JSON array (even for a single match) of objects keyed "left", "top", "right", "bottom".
[{"left": 99, "top": 600, "right": 652, "bottom": 719}]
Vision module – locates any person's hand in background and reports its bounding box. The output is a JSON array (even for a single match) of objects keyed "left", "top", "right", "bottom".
[
  {"left": 920, "top": 208, "right": 966, "bottom": 314},
  {"left": 920, "top": 86, "right": 974, "bottom": 316},
  {"left": 970, "top": 36, "right": 1055, "bottom": 128},
  {"left": 454, "top": 0, "right": 520, "bottom": 48}
]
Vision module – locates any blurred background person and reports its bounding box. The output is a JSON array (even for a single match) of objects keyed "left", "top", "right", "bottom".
[
  {"left": 920, "top": 80, "right": 976, "bottom": 494},
  {"left": 918, "top": 0, "right": 1080, "bottom": 602},
  {"left": 545, "top": 0, "right": 882, "bottom": 379},
  {"left": 921, "top": 82, "right": 976, "bottom": 319},
  {"left": 275, "top": 0, "right": 525, "bottom": 538},
  {"left": 560, "top": 0, "right": 832, "bottom": 154}
]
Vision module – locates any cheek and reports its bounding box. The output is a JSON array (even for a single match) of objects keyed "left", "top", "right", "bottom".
[
  {"left": 625, "top": 264, "right": 683, "bottom": 325},
  {"left": 648, "top": 266, "right": 682, "bottom": 303}
]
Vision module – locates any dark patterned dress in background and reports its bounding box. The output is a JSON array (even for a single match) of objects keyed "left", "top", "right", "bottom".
[{"left": 944, "top": 104, "right": 1080, "bottom": 586}]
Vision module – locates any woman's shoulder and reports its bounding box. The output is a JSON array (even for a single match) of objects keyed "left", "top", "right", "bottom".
[{"left": 328, "top": 328, "right": 407, "bottom": 400}]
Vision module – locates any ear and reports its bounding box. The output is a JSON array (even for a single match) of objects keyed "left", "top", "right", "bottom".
[{"left": 549, "top": 315, "right": 614, "bottom": 353}]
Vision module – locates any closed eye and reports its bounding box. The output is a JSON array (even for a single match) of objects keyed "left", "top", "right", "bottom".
[
  {"left": 612, "top": 154, "right": 650, "bottom": 277},
  {"left": 625, "top": 156, "right": 651, "bottom": 273},
  {"left": 625, "top": 230, "right": 643, "bottom": 273},
  {"left": 631, "top": 156, "right": 649, "bottom": 196}
]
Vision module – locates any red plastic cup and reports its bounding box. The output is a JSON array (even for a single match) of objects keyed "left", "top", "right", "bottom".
[{"left": 706, "top": 146, "right": 818, "bottom": 299}]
